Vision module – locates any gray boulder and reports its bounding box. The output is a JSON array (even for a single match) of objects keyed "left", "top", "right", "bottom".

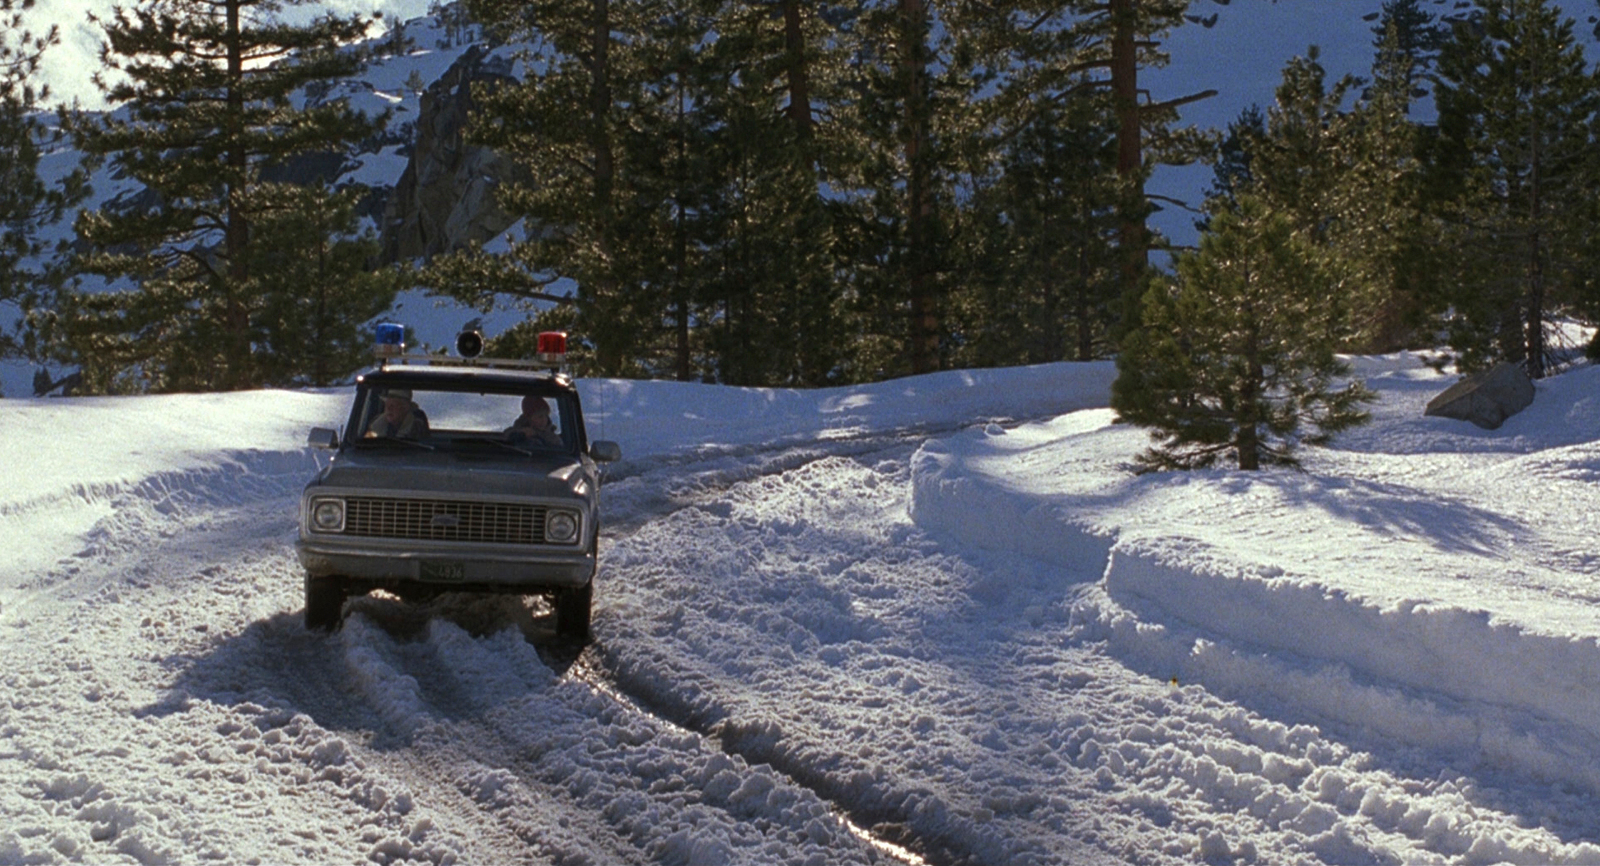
[{"left": 1424, "top": 362, "right": 1535, "bottom": 429}]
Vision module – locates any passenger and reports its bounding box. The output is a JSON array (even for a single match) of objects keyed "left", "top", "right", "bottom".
[
  {"left": 506, "top": 395, "right": 562, "bottom": 447},
  {"left": 366, "top": 388, "right": 429, "bottom": 439}
]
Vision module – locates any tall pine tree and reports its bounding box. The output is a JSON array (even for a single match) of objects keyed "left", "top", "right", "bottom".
[
  {"left": 1073, "top": 0, "right": 1223, "bottom": 313},
  {"left": 1210, "top": 12, "right": 1447, "bottom": 355},
  {"left": 691, "top": 0, "right": 850, "bottom": 386},
  {"left": 1429, "top": 0, "right": 1600, "bottom": 377},
  {"left": 956, "top": 91, "right": 1121, "bottom": 367},
  {"left": 438, "top": 0, "right": 856, "bottom": 385},
  {"left": 243, "top": 184, "right": 401, "bottom": 387},
  {"left": 1112, "top": 196, "right": 1374, "bottom": 471},
  {"left": 59, "top": 0, "right": 389, "bottom": 393},
  {"left": 440, "top": 0, "right": 654, "bottom": 378},
  {"left": 0, "top": 0, "right": 88, "bottom": 372}
]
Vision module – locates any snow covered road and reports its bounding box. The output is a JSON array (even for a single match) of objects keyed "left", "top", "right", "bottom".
[
  {"left": 6, "top": 359, "right": 1600, "bottom": 864},
  {"left": 0, "top": 449, "right": 902, "bottom": 865}
]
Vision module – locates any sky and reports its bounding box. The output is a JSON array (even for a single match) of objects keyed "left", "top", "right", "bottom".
[{"left": 4, "top": 349, "right": 1600, "bottom": 863}]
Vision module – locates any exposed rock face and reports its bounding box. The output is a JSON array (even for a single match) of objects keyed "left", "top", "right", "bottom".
[
  {"left": 1425, "top": 362, "right": 1536, "bottom": 429},
  {"left": 380, "top": 45, "right": 526, "bottom": 263}
]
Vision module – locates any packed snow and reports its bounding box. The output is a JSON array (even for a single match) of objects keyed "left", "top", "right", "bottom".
[{"left": 5, "top": 353, "right": 1600, "bottom": 864}]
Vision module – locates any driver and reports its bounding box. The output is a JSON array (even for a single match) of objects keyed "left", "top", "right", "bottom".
[
  {"left": 506, "top": 395, "right": 562, "bottom": 447},
  {"left": 366, "top": 388, "right": 429, "bottom": 439}
]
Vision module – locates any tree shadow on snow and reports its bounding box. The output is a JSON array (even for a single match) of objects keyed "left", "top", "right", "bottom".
[
  {"left": 1222, "top": 472, "right": 1531, "bottom": 558},
  {"left": 134, "top": 590, "right": 584, "bottom": 751}
]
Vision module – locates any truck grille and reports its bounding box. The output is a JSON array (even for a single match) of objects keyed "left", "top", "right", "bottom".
[{"left": 343, "top": 497, "right": 549, "bottom": 545}]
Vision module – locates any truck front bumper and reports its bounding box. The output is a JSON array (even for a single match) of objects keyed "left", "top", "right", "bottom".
[{"left": 297, "top": 540, "right": 595, "bottom": 590}]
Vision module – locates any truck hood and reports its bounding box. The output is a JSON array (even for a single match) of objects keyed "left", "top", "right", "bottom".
[{"left": 312, "top": 448, "right": 591, "bottom": 499}]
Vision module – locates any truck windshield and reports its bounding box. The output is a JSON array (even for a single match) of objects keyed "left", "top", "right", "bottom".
[{"left": 354, "top": 387, "right": 576, "bottom": 453}]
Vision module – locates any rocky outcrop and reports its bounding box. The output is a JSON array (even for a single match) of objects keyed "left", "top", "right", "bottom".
[
  {"left": 1425, "top": 362, "right": 1536, "bottom": 429},
  {"left": 379, "top": 45, "right": 526, "bottom": 263}
]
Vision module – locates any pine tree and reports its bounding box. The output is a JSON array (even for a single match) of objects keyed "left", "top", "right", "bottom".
[
  {"left": 840, "top": 0, "right": 953, "bottom": 376},
  {"left": 60, "top": 0, "right": 387, "bottom": 393},
  {"left": 1337, "top": 11, "right": 1444, "bottom": 352},
  {"left": 1226, "top": 51, "right": 1360, "bottom": 257},
  {"left": 450, "top": 0, "right": 759, "bottom": 381},
  {"left": 446, "top": 0, "right": 650, "bottom": 378},
  {"left": 691, "top": 0, "right": 849, "bottom": 386},
  {"left": 444, "top": 0, "right": 855, "bottom": 385},
  {"left": 1428, "top": 0, "right": 1600, "bottom": 377},
  {"left": 242, "top": 185, "right": 401, "bottom": 387},
  {"left": 1212, "top": 30, "right": 1443, "bottom": 355},
  {"left": 1368, "top": 0, "right": 1448, "bottom": 103},
  {"left": 835, "top": 0, "right": 1105, "bottom": 377},
  {"left": 1072, "top": 0, "right": 1222, "bottom": 312},
  {"left": 0, "top": 0, "right": 88, "bottom": 367},
  {"left": 956, "top": 93, "right": 1121, "bottom": 367},
  {"left": 1111, "top": 197, "right": 1374, "bottom": 472}
]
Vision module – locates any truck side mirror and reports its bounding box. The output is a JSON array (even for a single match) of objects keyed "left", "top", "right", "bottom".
[
  {"left": 589, "top": 440, "right": 621, "bottom": 463},
  {"left": 307, "top": 427, "right": 340, "bottom": 450}
]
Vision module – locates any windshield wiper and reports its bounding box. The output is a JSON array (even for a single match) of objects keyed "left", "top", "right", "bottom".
[
  {"left": 454, "top": 438, "right": 533, "bottom": 457},
  {"left": 355, "top": 436, "right": 436, "bottom": 451}
]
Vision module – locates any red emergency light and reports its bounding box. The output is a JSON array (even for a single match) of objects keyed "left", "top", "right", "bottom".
[{"left": 537, "top": 331, "right": 568, "bottom": 365}]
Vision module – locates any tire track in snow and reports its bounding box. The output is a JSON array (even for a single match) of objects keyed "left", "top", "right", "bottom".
[
  {"left": 329, "top": 601, "right": 892, "bottom": 865},
  {"left": 0, "top": 421, "right": 994, "bottom": 864},
  {"left": 578, "top": 441, "right": 994, "bottom": 866},
  {"left": 573, "top": 440, "right": 1600, "bottom": 865}
]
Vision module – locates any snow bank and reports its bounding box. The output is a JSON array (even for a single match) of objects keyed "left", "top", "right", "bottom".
[
  {"left": 910, "top": 355, "right": 1600, "bottom": 794},
  {"left": 581, "top": 361, "right": 1116, "bottom": 460},
  {"left": 1, "top": 362, "right": 1114, "bottom": 582},
  {"left": 0, "top": 390, "right": 347, "bottom": 581}
]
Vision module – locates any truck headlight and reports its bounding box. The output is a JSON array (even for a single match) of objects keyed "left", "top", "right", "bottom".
[
  {"left": 310, "top": 498, "right": 345, "bottom": 533},
  {"left": 545, "top": 511, "right": 578, "bottom": 544}
]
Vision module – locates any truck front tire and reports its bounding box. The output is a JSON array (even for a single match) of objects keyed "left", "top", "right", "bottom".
[
  {"left": 553, "top": 580, "right": 592, "bottom": 641},
  {"left": 305, "top": 575, "right": 347, "bottom": 632}
]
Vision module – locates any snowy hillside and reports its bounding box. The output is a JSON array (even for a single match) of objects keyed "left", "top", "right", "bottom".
[{"left": 5, "top": 355, "right": 1600, "bottom": 864}]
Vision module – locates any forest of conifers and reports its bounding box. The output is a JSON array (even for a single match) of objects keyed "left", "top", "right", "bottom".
[{"left": 1, "top": 0, "right": 1598, "bottom": 406}]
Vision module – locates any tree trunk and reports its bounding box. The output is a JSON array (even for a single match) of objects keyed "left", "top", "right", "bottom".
[
  {"left": 1236, "top": 343, "right": 1263, "bottom": 471},
  {"left": 674, "top": 69, "right": 691, "bottom": 382},
  {"left": 224, "top": 0, "right": 251, "bottom": 388},
  {"left": 1524, "top": 101, "right": 1545, "bottom": 379},
  {"left": 1076, "top": 240, "right": 1094, "bottom": 361},
  {"left": 1236, "top": 260, "right": 1262, "bottom": 471},
  {"left": 902, "top": 0, "right": 939, "bottom": 375},
  {"left": 1110, "top": 0, "right": 1147, "bottom": 295},
  {"left": 782, "top": 0, "right": 813, "bottom": 143},
  {"left": 587, "top": 0, "right": 621, "bottom": 374}
]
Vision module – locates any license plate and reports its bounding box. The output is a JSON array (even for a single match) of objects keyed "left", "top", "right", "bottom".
[{"left": 421, "top": 561, "right": 466, "bottom": 582}]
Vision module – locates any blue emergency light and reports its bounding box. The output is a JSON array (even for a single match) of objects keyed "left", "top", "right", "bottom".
[{"left": 374, "top": 323, "right": 405, "bottom": 358}]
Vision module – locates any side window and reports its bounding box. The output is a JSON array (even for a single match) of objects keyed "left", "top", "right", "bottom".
[
  {"left": 362, "top": 391, "right": 383, "bottom": 431},
  {"left": 346, "top": 389, "right": 382, "bottom": 441},
  {"left": 556, "top": 397, "right": 579, "bottom": 449}
]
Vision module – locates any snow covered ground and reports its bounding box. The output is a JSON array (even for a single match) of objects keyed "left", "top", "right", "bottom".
[{"left": 4, "top": 355, "right": 1600, "bottom": 865}]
